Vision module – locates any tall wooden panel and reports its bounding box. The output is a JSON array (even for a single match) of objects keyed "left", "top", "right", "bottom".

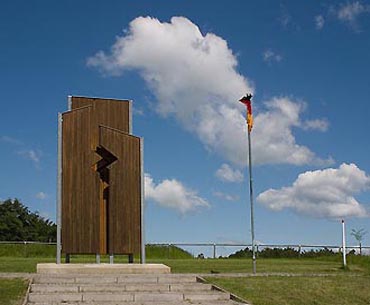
[
  {"left": 61, "top": 96, "right": 142, "bottom": 256},
  {"left": 99, "top": 126, "right": 142, "bottom": 254},
  {"left": 71, "top": 97, "right": 131, "bottom": 165},
  {"left": 61, "top": 106, "right": 100, "bottom": 254}
]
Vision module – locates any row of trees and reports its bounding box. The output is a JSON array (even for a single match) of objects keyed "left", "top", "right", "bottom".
[
  {"left": 0, "top": 199, "right": 56, "bottom": 242},
  {"left": 228, "top": 247, "right": 358, "bottom": 259}
]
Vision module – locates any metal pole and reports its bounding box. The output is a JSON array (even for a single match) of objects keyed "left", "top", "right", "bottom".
[
  {"left": 56, "top": 113, "right": 62, "bottom": 264},
  {"left": 247, "top": 129, "right": 256, "bottom": 274},
  {"left": 342, "top": 219, "right": 347, "bottom": 268},
  {"left": 140, "top": 138, "right": 146, "bottom": 264},
  {"left": 213, "top": 243, "right": 216, "bottom": 259},
  {"left": 67, "top": 95, "right": 72, "bottom": 111},
  {"left": 129, "top": 100, "right": 133, "bottom": 135}
]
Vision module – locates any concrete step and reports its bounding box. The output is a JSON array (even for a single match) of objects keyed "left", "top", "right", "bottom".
[
  {"left": 27, "top": 273, "right": 240, "bottom": 305},
  {"left": 37, "top": 263, "right": 171, "bottom": 275},
  {"left": 29, "top": 301, "right": 243, "bottom": 305},
  {"left": 28, "top": 291, "right": 230, "bottom": 303},
  {"left": 32, "top": 274, "right": 198, "bottom": 284},
  {"left": 31, "top": 283, "right": 213, "bottom": 293}
]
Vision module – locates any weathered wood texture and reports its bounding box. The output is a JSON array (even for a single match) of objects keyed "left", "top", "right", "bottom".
[
  {"left": 100, "top": 126, "right": 142, "bottom": 254},
  {"left": 61, "top": 106, "right": 100, "bottom": 254},
  {"left": 61, "top": 96, "right": 141, "bottom": 255},
  {"left": 71, "top": 96, "right": 130, "bottom": 141}
]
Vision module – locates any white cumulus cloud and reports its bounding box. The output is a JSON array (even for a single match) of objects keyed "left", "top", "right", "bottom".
[
  {"left": 215, "top": 163, "right": 244, "bottom": 183},
  {"left": 88, "top": 16, "right": 331, "bottom": 167},
  {"left": 18, "top": 149, "right": 42, "bottom": 167},
  {"left": 145, "top": 173, "right": 209, "bottom": 214},
  {"left": 333, "top": 1, "right": 370, "bottom": 30},
  {"left": 315, "top": 15, "right": 325, "bottom": 30},
  {"left": 213, "top": 191, "right": 239, "bottom": 202},
  {"left": 337, "top": 1, "right": 369, "bottom": 21},
  {"left": 302, "top": 118, "right": 329, "bottom": 132},
  {"left": 36, "top": 192, "right": 47, "bottom": 200},
  {"left": 0, "top": 136, "right": 22, "bottom": 145},
  {"left": 257, "top": 163, "right": 370, "bottom": 218},
  {"left": 263, "top": 50, "right": 283, "bottom": 63},
  {"left": 252, "top": 97, "right": 333, "bottom": 166}
]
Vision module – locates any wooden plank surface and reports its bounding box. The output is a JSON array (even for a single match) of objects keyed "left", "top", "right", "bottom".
[
  {"left": 99, "top": 126, "right": 142, "bottom": 254},
  {"left": 71, "top": 96, "right": 130, "bottom": 147},
  {"left": 61, "top": 96, "right": 141, "bottom": 255},
  {"left": 61, "top": 106, "right": 100, "bottom": 254}
]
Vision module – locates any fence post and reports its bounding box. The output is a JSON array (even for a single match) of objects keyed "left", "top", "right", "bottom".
[
  {"left": 23, "top": 241, "right": 27, "bottom": 257},
  {"left": 342, "top": 220, "right": 347, "bottom": 268},
  {"left": 213, "top": 243, "right": 216, "bottom": 259},
  {"left": 298, "top": 245, "right": 301, "bottom": 257}
]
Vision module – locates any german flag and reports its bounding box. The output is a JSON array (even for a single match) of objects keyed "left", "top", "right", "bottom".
[{"left": 239, "top": 94, "right": 253, "bottom": 132}]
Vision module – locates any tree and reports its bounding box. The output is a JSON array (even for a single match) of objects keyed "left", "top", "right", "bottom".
[
  {"left": 351, "top": 228, "right": 367, "bottom": 255},
  {"left": 0, "top": 199, "right": 56, "bottom": 242}
]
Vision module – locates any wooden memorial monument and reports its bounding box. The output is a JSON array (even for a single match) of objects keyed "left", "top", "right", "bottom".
[{"left": 56, "top": 96, "right": 144, "bottom": 263}]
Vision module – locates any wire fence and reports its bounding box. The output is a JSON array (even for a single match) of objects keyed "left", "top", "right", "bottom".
[
  {"left": 149, "top": 242, "right": 370, "bottom": 258},
  {"left": 1, "top": 241, "right": 369, "bottom": 258}
]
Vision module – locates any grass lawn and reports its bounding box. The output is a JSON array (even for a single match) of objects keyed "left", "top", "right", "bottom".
[
  {"left": 150, "top": 257, "right": 365, "bottom": 274},
  {"left": 0, "top": 279, "right": 28, "bottom": 305},
  {"left": 207, "top": 275, "right": 370, "bottom": 305},
  {"left": 0, "top": 257, "right": 366, "bottom": 274}
]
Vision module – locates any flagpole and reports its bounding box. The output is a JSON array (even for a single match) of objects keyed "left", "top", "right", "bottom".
[
  {"left": 248, "top": 125, "right": 256, "bottom": 274},
  {"left": 239, "top": 93, "right": 256, "bottom": 274}
]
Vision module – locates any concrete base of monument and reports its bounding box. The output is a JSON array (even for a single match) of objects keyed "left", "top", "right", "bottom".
[{"left": 36, "top": 263, "right": 171, "bottom": 275}]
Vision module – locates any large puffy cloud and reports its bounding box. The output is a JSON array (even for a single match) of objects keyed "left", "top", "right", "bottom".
[
  {"left": 257, "top": 163, "right": 370, "bottom": 218},
  {"left": 88, "top": 16, "right": 330, "bottom": 166},
  {"left": 145, "top": 173, "right": 209, "bottom": 214},
  {"left": 253, "top": 97, "right": 332, "bottom": 166}
]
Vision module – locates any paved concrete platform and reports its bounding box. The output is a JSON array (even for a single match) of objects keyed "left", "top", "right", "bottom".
[{"left": 36, "top": 263, "right": 171, "bottom": 275}]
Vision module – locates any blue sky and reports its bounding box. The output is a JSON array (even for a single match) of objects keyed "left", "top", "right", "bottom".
[{"left": 1, "top": 1, "right": 370, "bottom": 253}]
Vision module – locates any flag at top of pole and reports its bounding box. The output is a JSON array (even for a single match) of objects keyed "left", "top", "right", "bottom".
[{"left": 239, "top": 94, "right": 253, "bottom": 132}]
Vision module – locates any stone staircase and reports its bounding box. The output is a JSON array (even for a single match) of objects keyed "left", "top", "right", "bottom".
[{"left": 26, "top": 274, "right": 244, "bottom": 305}]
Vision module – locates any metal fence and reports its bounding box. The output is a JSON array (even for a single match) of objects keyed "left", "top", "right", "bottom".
[
  {"left": 149, "top": 242, "right": 370, "bottom": 258},
  {"left": 0, "top": 241, "right": 56, "bottom": 245},
  {"left": 1, "top": 241, "right": 369, "bottom": 258}
]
